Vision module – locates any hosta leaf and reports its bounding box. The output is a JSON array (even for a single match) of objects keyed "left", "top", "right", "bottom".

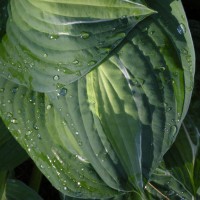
[
  {"left": 0, "top": 0, "right": 155, "bottom": 92},
  {"left": 0, "top": 0, "right": 195, "bottom": 199},
  {"left": 112, "top": 0, "right": 195, "bottom": 178},
  {"left": 144, "top": 166, "right": 193, "bottom": 200},
  {"left": 5, "top": 179, "right": 43, "bottom": 200},
  {"left": 143, "top": 116, "right": 200, "bottom": 199},
  {"left": 0, "top": 76, "right": 119, "bottom": 199},
  {"left": 0, "top": 118, "right": 28, "bottom": 170},
  {"left": 47, "top": 0, "right": 194, "bottom": 192},
  {"left": 47, "top": 61, "right": 143, "bottom": 192},
  {"left": 163, "top": 117, "right": 200, "bottom": 198}
]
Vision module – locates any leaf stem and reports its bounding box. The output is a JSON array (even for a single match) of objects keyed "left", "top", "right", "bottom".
[
  {"left": 29, "top": 165, "right": 43, "bottom": 193},
  {"left": 0, "top": 170, "right": 8, "bottom": 199},
  {"left": 147, "top": 182, "right": 170, "bottom": 200}
]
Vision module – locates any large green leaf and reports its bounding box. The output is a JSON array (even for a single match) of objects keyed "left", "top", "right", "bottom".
[
  {"left": 47, "top": 61, "right": 143, "bottom": 192},
  {"left": 5, "top": 179, "right": 43, "bottom": 200},
  {"left": 0, "top": 0, "right": 195, "bottom": 199},
  {"left": 0, "top": 0, "right": 155, "bottom": 92},
  {"left": 0, "top": 77, "right": 120, "bottom": 199},
  {"left": 143, "top": 116, "right": 200, "bottom": 200},
  {"left": 163, "top": 117, "right": 200, "bottom": 198}
]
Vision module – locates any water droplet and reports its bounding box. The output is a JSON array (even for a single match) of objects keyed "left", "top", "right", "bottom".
[
  {"left": 33, "top": 123, "right": 39, "bottom": 130},
  {"left": 163, "top": 102, "right": 168, "bottom": 108},
  {"left": 169, "top": 125, "right": 177, "bottom": 142},
  {"left": 53, "top": 75, "right": 60, "bottom": 81},
  {"left": 11, "top": 118, "right": 18, "bottom": 124},
  {"left": 166, "top": 107, "right": 172, "bottom": 112},
  {"left": 77, "top": 182, "right": 81, "bottom": 186},
  {"left": 120, "top": 15, "right": 128, "bottom": 25},
  {"left": 43, "top": 53, "right": 48, "bottom": 57},
  {"left": 73, "top": 60, "right": 79, "bottom": 65},
  {"left": 46, "top": 104, "right": 52, "bottom": 110},
  {"left": 11, "top": 87, "right": 18, "bottom": 94},
  {"left": 37, "top": 134, "right": 41, "bottom": 139},
  {"left": 164, "top": 127, "right": 169, "bottom": 133},
  {"left": 80, "top": 32, "right": 90, "bottom": 39},
  {"left": 63, "top": 186, "right": 67, "bottom": 190},
  {"left": 59, "top": 88, "right": 67, "bottom": 96},
  {"left": 48, "top": 34, "right": 59, "bottom": 40},
  {"left": 29, "top": 62, "right": 35, "bottom": 68},
  {"left": 0, "top": 88, "right": 4, "bottom": 92},
  {"left": 7, "top": 112, "right": 13, "bottom": 118},
  {"left": 75, "top": 132, "right": 79, "bottom": 135},
  {"left": 88, "top": 60, "right": 97, "bottom": 66},
  {"left": 159, "top": 67, "right": 166, "bottom": 71},
  {"left": 26, "top": 130, "right": 32, "bottom": 136},
  {"left": 177, "top": 23, "right": 186, "bottom": 35},
  {"left": 150, "top": 30, "right": 155, "bottom": 35},
  {"left": 28, "top": 148, "right": 31, "bottom": 152},
  {"left": 167, "top": 190, "right": 175, "bottom": 196},
  {"left": 40, "top": 165, "right": 44, "bottom": 169}
]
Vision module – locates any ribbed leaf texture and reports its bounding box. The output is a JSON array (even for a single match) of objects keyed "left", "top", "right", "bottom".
[{"left": 0, "top": 0, "right": 195, "bottom": 199}]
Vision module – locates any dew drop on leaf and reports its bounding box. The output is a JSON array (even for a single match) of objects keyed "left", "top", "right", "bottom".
[
  {"left": 46, "top": 104, "right": 52, "bottom": 110},
  {"left": 43, "top": 53, "right": 48, "bottom": 57},
  {"left": 26, "top": 130, "right": 32, "bottom": 136},
  {"left": 7, "top": 112, "right": 13, "bottom": 118},
  {"left": 73, "top": 60, "right": 79, "bottom": 65},
  {"left": 120, "top": 15, "right": 128, "bottom": 25},
  {"left": 11, "top": 118, "right": 18, "bottom": 124},
  {"left": 53, "top": 75, "right": 60, "bottom": 81},
  {"left": 40, "top": 165, "right": 44, "bottom": 169},
  {"left": 77, "top": 182, "right": 81, "bottom": 186},
  {"left": 150, "top": 30, "right": 155, "bottom": 35},
  {"left": 80, "top": 32, "right": 90, "bottom": 39},
  {"left": 33, "top": 123, "right": 39, "bottom": 130},
  {"left": 59, "top": 88, "right": 68, "bottom": 96},
  {"left": 11, "top": 87, "right": 18, "bottom": 94},
  {"left": 48, "top": 34, "right": 59, "bottom": 40},
  {"left": 88, "top": 60, "right": 97, "bottom": 66},
  {"left": 177, "top": 23, "right": 186, "bottom": 34},
  {"left": 0, "top": 88, "right": 4, "bottom": 92},
  {"left": 170, "top": 125, "right": 177, "bottom": 139},
  {"left": 166, "top": 107, "right": 172, "bottom": 112}
]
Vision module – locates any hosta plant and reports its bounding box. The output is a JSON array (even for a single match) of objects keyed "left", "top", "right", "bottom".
[{"left": 0, "top": 0, "right": 197, "bottom": 199}]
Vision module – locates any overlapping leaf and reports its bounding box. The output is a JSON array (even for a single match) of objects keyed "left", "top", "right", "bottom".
[
  {"left": 0, "top": 0, "right": 195, "bottom": 199},
  {"left": 0, "top": 76, "right": 121, "bottom": 199},
  {"left": 143, "top": 116, "right": 200, "bottom": 200},
  {"left": 5, "top": 179, "right": 43, "bottom": 200},
  {"left": 0, "top": 0, "right": 154, "bottom": 92},
  {"left": 0, "top": 118, "right": 28, "bottom": 170}
]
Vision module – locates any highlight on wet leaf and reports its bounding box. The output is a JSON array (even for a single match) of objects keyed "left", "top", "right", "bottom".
[{"left": 0, "top": 0, "right": 196, "bottom": 199}]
